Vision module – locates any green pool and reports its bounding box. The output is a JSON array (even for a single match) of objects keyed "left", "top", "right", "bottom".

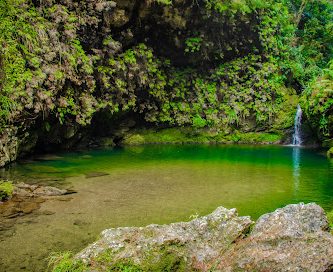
[{"left": 0, "top": 144, "right": 332, "bottom": 271}]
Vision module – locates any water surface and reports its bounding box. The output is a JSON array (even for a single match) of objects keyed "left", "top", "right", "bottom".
[{"left": 0, "top": 145, "right": 332, "bottom": 271}]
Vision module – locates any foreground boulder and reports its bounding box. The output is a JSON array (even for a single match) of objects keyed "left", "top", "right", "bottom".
[
  {"left": 73, "top": 203, "right": 333, "bottom": 271},
  {"left": 218, "top": 203, "right": 333, "bottom": 271},
  {"left": 78, "top": 207, "right": 253, "bottom": 271}
]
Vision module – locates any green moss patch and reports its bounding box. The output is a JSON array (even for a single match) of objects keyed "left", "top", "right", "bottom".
[
  {"left": 121, "top": 128, "right": 282, "bottom": 146},
  {"left": 0, "top": 181, "right": 14, "bottom": 201},
  {"left": 48, "top": 247, "right": 186, "bottom": 272}
]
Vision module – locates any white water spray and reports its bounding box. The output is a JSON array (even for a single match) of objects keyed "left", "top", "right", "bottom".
[{"left": 292, "top": 104, "right": 303, "bottom": 146}]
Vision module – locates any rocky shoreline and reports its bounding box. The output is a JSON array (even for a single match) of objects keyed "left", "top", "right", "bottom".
[
  {"left": 0, "top": 182, "right": 74, "bottom": 235},
  {"left": 51, "top": 203, "right": 333, "bottom": 271}
]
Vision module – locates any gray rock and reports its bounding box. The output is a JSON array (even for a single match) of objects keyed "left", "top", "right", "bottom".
[
  {"left": 14, "top": 182, "right": 69, "bottom": 197},
  {"left": 217, "top": 203, "right": 333, "bottom": 272},
  {"left": 252, "top": 203, "right": 329, "bottom": 238},
  {"left": 33, "top": 186, "right": 68, "bottom": 196},
  {"left": 75, "top": 203, "right": 333, "bottom": 272},
  {"left": 77, "top": 206, "right": 253, "bottom": 270}
]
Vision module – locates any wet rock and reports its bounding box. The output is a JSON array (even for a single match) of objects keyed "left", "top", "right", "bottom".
[
  {"left": 1, "top": 183, "right": 71, "bottom": 216},
  {"left": 73, "top": 219, "right": 90, "bottom": 227},
  {"left": 15, "top": 182, "right": 69, "bottom": 197},
  {"left": 77, "top": 207, "right": 253, "bottom": 270},
  {"left": 0, "top": 195, "right": 43, "bottom": 219},
  {"left": 33, "top": 186, "right": 68, "bottom": 197},
  {"left": 75, "top": 203, "right": 333, "bottom": 272},
  {"left": 0, "top": 182, "right": 74, "bottom": 238}
]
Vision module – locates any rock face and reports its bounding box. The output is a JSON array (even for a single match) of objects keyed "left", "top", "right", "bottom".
[
  {"left": 76, "top": 203, "right": 333, "bottom": 271},
  {"left": 0, "top": 128, "right": 38, "bottom": 168},
  {"left": 0, "top": 128, "right": 18, "bottom": 168}
]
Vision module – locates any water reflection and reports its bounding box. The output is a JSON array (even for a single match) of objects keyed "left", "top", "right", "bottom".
[{"left": 292, "top": 147, "right": 301, "bottom": 198}]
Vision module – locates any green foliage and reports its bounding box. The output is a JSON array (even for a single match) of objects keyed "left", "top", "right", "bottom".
[
  {"left": 286, "top": 0, "right": 333, "bottom": 86},
  {"left": 327, "top": 147, "right": 333, "bottom": 158},
  {"left": 121, "top": 128, "right": 282, "bottom": 145},
  {"left": 48, "top": 248, "right": 184, "bottom": 272},
  {"left": 123, "top": 134, "right": 145, "bottom": 145},
  {"left": 0, "top": 0, "right": 332, "bottom": 144},
  {"left": 48, "top": 252, "right": 87, "bottom": 272},
  {"left": 0, "top": 0, "right": 95, "bottom": 128},
  {"left": 302, "top": 61, "right": 333, "bottom": 138},
  {"left": 123, "top": 50, "right": 137, "bottom": 65},
  {"left": 0, "top": 0, "right": 38, "bottom": 124},
  {"left": 0, "top": 180, "right": 14, "bottom": 201},
  {"left": 204, "top": 0, "right": 269, "bottom": 15},
  {"left": 192, "top": 115, "right": 207, "bottom": 128},
  {"left": 154, "top": 0, "right": 172, "bottom": 5},
  {"left": 185, "top": 37, "right": 202, "bottom": 53},
  {"left": 109, "top": 262, "right": 143, "bottom": 272}
]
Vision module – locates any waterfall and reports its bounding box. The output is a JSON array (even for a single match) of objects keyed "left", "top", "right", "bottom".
[{"left": 292, "top": 104, "right": 303, "bottom": 146}]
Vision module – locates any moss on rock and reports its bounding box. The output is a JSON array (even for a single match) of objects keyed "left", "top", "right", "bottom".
[
  {"left": 0, "top": 181, "right": 13, "bottom": 201},
  {"left": 121, "top": 128, "right": 282, "bottom": 146}
]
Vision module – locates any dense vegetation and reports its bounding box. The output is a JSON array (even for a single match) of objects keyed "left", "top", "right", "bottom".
[{"left": 0, "top": 0, "right": 332, "bottom": 156}]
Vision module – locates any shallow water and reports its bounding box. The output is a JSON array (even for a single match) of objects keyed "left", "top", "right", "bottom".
[{"left": 0, "top": 144, "right": 332, "bottom": 271}]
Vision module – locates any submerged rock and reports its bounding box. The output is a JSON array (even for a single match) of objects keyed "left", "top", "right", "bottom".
[
  {"left": 14, "top": 182, "right": 70, "bottom": 197},
  {"left": 74, "top": 203, "right": 333, "bottom": 271},
  {"left": 85, "top": 172, "right": 110, "bottom": 179},
  {"left": 0, "top": 182, "right": 74, "bottom": 230},
  {"left": 0, "top": 182, "right": 76, "bottom": 241}
]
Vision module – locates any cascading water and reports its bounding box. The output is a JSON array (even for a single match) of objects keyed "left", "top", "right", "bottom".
[{"left": 292, "top": 104, "right": 303, "bottom": 146}]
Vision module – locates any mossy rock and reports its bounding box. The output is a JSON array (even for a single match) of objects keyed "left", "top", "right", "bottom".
[
  {"left": 0, "top": 181, "right": 14, "bottom": 201},
  {"left": 122, "top": 134, "right": 145, "bottom": 145},
  {"left": 121, "top": 128, "right": 282, "bottom": 146},
  {"left": 327, "top": 147, "right": 333, "bottom": 158}
]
